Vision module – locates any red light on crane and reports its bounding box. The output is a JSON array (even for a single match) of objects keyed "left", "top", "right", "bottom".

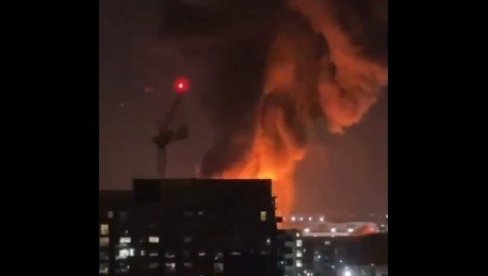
[{"left": 173, "top": 77, "right": 190, "bottom": 94}]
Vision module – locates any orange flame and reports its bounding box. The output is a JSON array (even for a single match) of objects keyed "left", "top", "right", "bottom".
[{"left": 206, "top": 0, "right": 387, "bottom": 219}]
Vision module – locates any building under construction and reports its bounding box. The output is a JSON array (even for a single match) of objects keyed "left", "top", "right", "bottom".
[{"left": 99, "top": 178, "right": 281, "bottom": 276}]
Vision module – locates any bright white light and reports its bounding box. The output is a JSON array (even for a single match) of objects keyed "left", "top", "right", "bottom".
[
  {"left": 149, "top": 236, "right": 159, "bottom": 243},
  {"left": 296, "top": 260, "right": 303, "bottom": 267},
  {"left": 296, "top": 232, "right": 300, "bottom": 237},
  {"left": 118, "top": 249, "right": 129, "bottom": 259},
  {"left": 120, "top": 237, "right": 131, "bottom": 244},
  {"left": 343, "top": 269, "right": 352, "bottom": 276},
  {"left": 299, "top": 217, "right": 304, "bottom": 221},
  {"left": 319, "top": 217, "right": 324, "bottom": 222},
  {"left": 339, "top": 259, "right": 343, "bottom": 263},
  {"left": 304, "top": 228, "right": 310, "bottom": 233},
  {"left": 331, "top": 227, "right": 337, "bottom": 233},
  {"left": 386, "top": 214, "right": 388, "bottom": 218},
  {"left": 291, "top": 216, "right": 296, "bottom": 222},
  {"left": 347, "top": 228, "right": 354, "bottom": 233},
  {"left": 296, "top": 239, "right": 302, "bottom": 247},
  {"left": 308, "top": 216, "right": 312, "bottom": 221}
]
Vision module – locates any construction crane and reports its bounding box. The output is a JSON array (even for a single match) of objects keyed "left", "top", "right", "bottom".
[{"left": 152, "top": 77, "right": 190, "bottom": 178}]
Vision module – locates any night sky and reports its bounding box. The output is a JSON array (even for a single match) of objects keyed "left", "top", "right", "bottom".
[{"left": 99, "top": 0, "right": 387, "bottom": 219}]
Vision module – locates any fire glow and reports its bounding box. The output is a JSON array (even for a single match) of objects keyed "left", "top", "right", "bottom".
[{"left": 201, "top": 0, "right": 387, "bottom": 219}]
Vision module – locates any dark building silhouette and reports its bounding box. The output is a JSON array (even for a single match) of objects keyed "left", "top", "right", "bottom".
[{"left": 99, "top": 178, "right": 280, "bottom": 276}]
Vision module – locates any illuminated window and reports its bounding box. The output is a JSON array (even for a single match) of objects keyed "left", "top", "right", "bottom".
[
  {"left": 266, "top": 238, "right": 271, "bottom": 245},
  {"left": 107, "top": 211, "right": 114, "bottom": 219},
  {"left": 148, "top": 236, "right": 159, "bottom": 243},
  {"left": 214, "top": 263, "right": 224, "bottom": 273},
  {"left": 116, "top": 249, "right": 130, "bottom": 260},
  {"left": 149, "top": 263, "right": 159, "bottom": 269},
  {"left": 296, "top": 250, "right": 302, "bottom": 258},
  {"left": 149, "top": 251, "right": 159, "bottom": 257},
  {"left": 260, "top": 211, "right": 267, "bottom": 222},
  {"left": 99, "top": 263, "right": 109, "bottom": 274},
  {"left": 183, "top": 262, "right": 193, "bottom": 269},
  {"left": 198, "top": 251, "right": 206, "bottom": 257},
  {"left": 129, "top": 248, "right": 135, "bottom": 256},
  {"left": 214, "top": 251, "right": 223, "bottom": 260},
  {"left": 296, "top": 240, "right": 302, "bottom": 247},
  {"left": 99, "top": 237, "right": 109, "bottom": 247},
  {"left": 141, "top": 250, "right": 146, "bottom": 256},
  {"left": 100, "top": 224, "right": 109, "bottom": 235},
  {"left": 296, "top": 260, "right": 303, "bottom": 267},
  {"left": 230, "top": 251, "right": 241, "bottom": 256},
  {"left": 324, "top": 240, "right": 331, "bottom": 245},
  {"left": 165, "top": 262, "right": 176, "bottom": 274},
  {"left": 120, "top": 237, "right": 131, "bottom": 244}
]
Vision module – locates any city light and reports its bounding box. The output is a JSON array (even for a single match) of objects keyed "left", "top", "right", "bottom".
[
  {"left": 347, "top": 228, "right": 354, "bottom": 233},
  {"left": 308, "top": 216, "right": 312, "bottom": 221},
  {"left": 291, "top": 216, "right": 296, "bottom": 221},
  {"left": 304, "top": 228, "right": 310, "bottom": 233},
  {"left": 343, "top": 268, "right": 352, "bottom": 276},
  {"left": 331, "top": 227, "right": 337, "bottom": 233},
  {"left": 319, "top": 217, "right": 324, "bottom": 222}
]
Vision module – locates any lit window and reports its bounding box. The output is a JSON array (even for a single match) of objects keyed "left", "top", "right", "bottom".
[
  {"left": 296, "top": 232, "right": 300, "bottom": 238},
  {"left": 100, "top": 224, "right": 109, "bottom": 235},
  {"left": 120, "top": 237, "right": 131, "bottom": 244},
  {"left": 141, "top": 250, "right": 146, "bottom": 256},
  {"left": 331, "top": 227, "right": 337, "bottom": 233},
  {"left": 214, "top": 263, "right": 224, "bottom": 273},
  {"left": 347, "top": 228, "right": 354, "bottom": 233},
  {"left": 165, "top": 262, "right": 176, "bottom": 273},
  {"left": 324, "top": 240, "right": 331, "bottom": 245},
  {"left": 296, "top": 260, "right": 303, "bottom": 267},
  {"left": 230, "top": 251, "right": 241, "bottom": 256},
  {"left": 99, "top": 237, "right": 109, "bottom": 247},
  {"left": 260, "top": 211, "right": 267, "bottom": 222},
  {"left": 183, "top": 262, "right": 193, "bottom": 269},
  {"left": 149, "top": 263, "right": 159, "bottom": 269},
  {"left": 304, "top": 228, "right": 310, "bottom": 233},
  {"left": 99, "top": 263, "right": 109, "bottom": 274},
  {"left": 266, "top": 238, "right": 271, "bottom": 245},
  {"left": 116, "top": 249, "right": 130, "bottom": 260},
  {"left": 148, "top": 236, "right": 159, "bottom": 243},
  {"left": 214, "top": 251, "right": 223, "bottom": 260},
  {"left": 198, "top": 251, "right": 206, "bottom": 257},
  {"left": 198, "top": 210, "right": 205, "bottom": 216},
  {"left": 107, "top": 211, "right": 114, "bottom": 219},
  {"left": 296, "top": 250, "right": 302, "bottom": 258},
  {"left": 149, "top": 251, "right": 159, "bottom": 257},
  {"left": 129, "top": 248, "right": 135, "bottom": 256},
  {"left": 296, "top": 240, "right": 302, "bottom": 247}
]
